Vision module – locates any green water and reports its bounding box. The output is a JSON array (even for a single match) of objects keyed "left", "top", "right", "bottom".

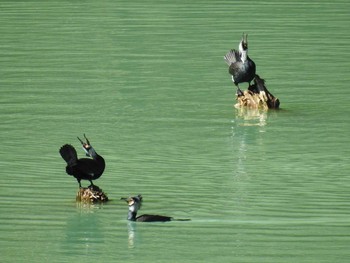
[{"left": 1, "top": 0, "right": 350, "bottom": 262}]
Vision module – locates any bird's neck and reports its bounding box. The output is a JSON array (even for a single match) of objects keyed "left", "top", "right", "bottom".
[
  {"left": 89, "top": 147, "right": 100, "bottom": 160},
  {"left": 240, "top": 50, "right": 248, "bottom": 63},
  {"left": 127, "top": 210, "right": 137, "bottom": 221}
]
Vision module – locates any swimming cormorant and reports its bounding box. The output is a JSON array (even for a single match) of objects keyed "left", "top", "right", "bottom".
[
  {"left": 224, "top": 33, "right": 256, "bottom": 96},
  {"left": 121, "top": 195, "right": 189, "bottom": 222},
  {"left": 59, "top": 134, "right": 105, "bottom": 188}
]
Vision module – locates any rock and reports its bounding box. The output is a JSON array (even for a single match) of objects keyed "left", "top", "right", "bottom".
[
  {"left": 235, "top": 75, "right": 280, "bottom": 109},
  {"left": 76, "top": 185, "right": 109, "bottom": 203}
]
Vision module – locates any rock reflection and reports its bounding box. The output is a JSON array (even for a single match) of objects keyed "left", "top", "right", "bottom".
[
  {"left": 235, "top": 107, "right": 268, "bottom": 128},
  {"left": 63, "top": 203, "right": 104, "bottom": 256}
]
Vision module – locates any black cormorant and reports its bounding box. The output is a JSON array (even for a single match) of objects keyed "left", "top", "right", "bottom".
[
  {"left": 59, "top": 134, "right": 105, "bottom": 188},
  {"left": 224, "top": 33, "right": 256, "bottom": 96},
  {"left": 121, "top": 195, "right": 189, "bottom": 222}
]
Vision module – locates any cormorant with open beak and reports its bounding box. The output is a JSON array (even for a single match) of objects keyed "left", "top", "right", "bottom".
[
  {"left": 224, "top": 33, "right": 256, "bottom": 96},
  {"left": 59, "top": 134, "right": 105, "bottom": 188}
]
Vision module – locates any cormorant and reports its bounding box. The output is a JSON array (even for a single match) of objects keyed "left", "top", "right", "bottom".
[
  {"left": 224, "top": 33, "right": 256, "bottom": 96},
  {"left": 59, "top": 134, "right": 105, "bottom": 188},
  {"left": 121, "top": 195, "right": 189, "bottom": 222}
]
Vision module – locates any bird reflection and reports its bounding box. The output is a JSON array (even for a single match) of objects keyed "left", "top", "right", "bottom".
[{"left": 127, "top": 221, "right": 136, "bottom": 249}]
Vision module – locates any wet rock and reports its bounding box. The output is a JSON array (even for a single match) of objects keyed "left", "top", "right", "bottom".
[{"left": 76, "top": 185, "right": 109, "bottom": 203}]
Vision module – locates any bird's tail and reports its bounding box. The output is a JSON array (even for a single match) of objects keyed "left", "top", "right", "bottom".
[
  {"left": 224, "top": 49, "right": 240, "bottom": 65},
  {"left": 59, "top": 144, "right": 78, "bottom": 167},
  {"left": 172, "top": 218, "right": 191, "bottom": 222}
]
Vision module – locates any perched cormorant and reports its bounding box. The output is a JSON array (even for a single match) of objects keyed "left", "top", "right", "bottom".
[
  {"left": 224, "top": 33, "right": 256, "bottom": 96},
  {"left": 121, "top": 195, "right": 189, "bottom": 222},
  {"left": 59, "top": 134, "right": 105, "bottom": 188}
]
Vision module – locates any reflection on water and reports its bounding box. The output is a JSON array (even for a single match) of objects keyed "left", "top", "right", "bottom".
[
  {"left": 234, "top": 107, "right": 268, "bottom": 128},
  {"left": 127, "top": 222, "right": 136, "bottom": 249},
  {"left": 63, "top": 205, "right": 104, "bottom": 256},
  {"left": 231, "top": 106, "right": 270, "bottom": 179}
]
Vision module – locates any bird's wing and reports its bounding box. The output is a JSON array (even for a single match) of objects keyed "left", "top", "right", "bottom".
[
  {"left": 59, "top": 144, "right": 78, "bottom": 166},
  {"left": 136, "top": 214, "right": 173, "bottom": 222},
  {"left": 224, "top": 49, "right": 241, "bottom": 65},
  {"left": 228, "top": 62, "right": 244, "bottom": 77}
]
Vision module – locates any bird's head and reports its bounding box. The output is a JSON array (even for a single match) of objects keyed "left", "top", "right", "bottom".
[
  {"left": 77, "top": 134, "right": 93, "bottom": 157},
  {"left": 121, "top": 194, "right": 143, "bottom": 213}
]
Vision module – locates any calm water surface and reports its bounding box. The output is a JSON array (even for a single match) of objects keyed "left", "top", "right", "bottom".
[{"left": 1, "top": 1, "right": 350, "bottom": 262}]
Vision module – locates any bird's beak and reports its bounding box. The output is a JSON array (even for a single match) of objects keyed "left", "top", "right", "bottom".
[
  {"left": 120, "top": 197, "right": 135, "bottom": 206},
  {"left": 242, "top": 33, "right": 248, "bottom": 45},
  {"left": 83, "top": 134, "right": 90, "bottom": 145},
  {"left": 77, "top": 134, "right": 90, "bottom": 146},
  {"left": 77, "top": 134, "right": 91, "bottom": 156},
  {"left": 77, "top": 136, "right": 84, "bottom": 145}
]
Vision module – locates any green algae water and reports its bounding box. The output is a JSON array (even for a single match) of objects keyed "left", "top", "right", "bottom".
[{"left": 1, "top": 1, "right": 350, "bottom": 262}]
